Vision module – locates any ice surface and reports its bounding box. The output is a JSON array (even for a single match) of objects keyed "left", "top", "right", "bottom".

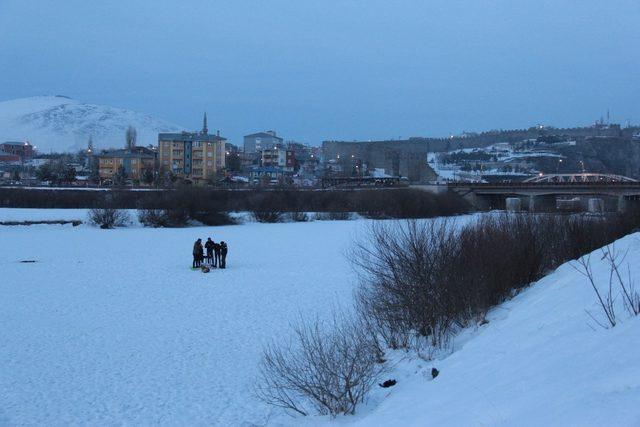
[{"left": 0, "top": 217, "right": 363, "bottom": 425}]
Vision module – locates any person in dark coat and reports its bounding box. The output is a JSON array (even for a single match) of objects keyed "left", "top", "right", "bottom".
[
  {"left": 213, "top": 241, "right": 221, "bottom": 268},
  {"left": 193, "top": 238, "right": 204, "bottom": 268},
  {"left": 220, "top": 241, "right": 228, "bottom": 269},
  {"left": 204, "top": 238, "right": 215, "bottom": 266}
]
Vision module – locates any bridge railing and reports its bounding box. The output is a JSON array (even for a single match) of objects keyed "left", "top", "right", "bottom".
[{"left": 448, "top": 181, "right": 640, "bottom": 189}]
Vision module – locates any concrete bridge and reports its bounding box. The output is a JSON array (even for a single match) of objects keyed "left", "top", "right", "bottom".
[{"left": 448, "top": 173, "right": 640, "bottom": 212}]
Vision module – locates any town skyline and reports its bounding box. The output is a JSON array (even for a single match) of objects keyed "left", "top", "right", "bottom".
[{"left": 0, "top": 94, "right": 636, "bottom": 153}]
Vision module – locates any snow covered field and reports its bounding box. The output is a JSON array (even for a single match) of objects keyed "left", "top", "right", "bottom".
[
  {"left": 2, "top": 209, "right": 639, "bottom": 426},
  {"left": 0, "top": 208, "right": 91, "bottom": 222},
  {"left": 0, "top": 212, "right": 364, "bottom": 425}
]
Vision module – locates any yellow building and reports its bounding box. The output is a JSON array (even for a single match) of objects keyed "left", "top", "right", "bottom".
[
  {"left": 158, "top": 114, "right": 226, "bottom": 184},
  {"left": 98, "top": 147, "right": 156, "bottom": 182}
]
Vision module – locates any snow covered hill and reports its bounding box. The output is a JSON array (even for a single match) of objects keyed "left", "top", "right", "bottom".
[
  {"left": 325, "top": 234, "right": 640, "bottom": 427},
  {"left": 0, "top": 96, "right": 183, "bottom": 152}
]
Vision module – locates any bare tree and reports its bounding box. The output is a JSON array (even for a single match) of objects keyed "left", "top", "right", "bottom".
[
  {"left": 255, "top": 312, "right": 384, "bottom": 417},
  {"left": 126, "top": 126, "right": 137, "bottom": 150}
]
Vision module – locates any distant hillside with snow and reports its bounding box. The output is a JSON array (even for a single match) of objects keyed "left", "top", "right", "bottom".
[{"left": 0, "top": 96, "right": 183, "bottom": 153}]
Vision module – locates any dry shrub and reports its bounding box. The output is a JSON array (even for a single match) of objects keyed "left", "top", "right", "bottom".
[
  {"left": 315, "top": 212, "right": 352, "bottom": 221},
  {"left": 256, "top": 312, "right": 384, "bottom": 417},
  {"left": 352, "top": 213, "right": 640, "bottom": 352},
  {"left": 287, "top": 211, "right": 310, "bottom": 222},
  {"left": 249, "top": 193, "right": 284, "bottom": 223},
  {"left": 88, "top": 208, "right": 130, "bottom": 229},
  {"left": 137, "top": 209, "right": 170, "bottom": 227}
]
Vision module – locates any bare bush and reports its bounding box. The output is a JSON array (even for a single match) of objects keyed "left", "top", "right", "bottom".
[
  {"left": 256, "top": 313, "right": 384, "bottom": 417},
  {"left": 137, "top": 208, "right": 190, "bottom": 227},
  {"left": 252, "top": 210, "right": 283, "bottom": 223},
  {"left": 287, "top": 211, "right": 310, "bottom": 222},
  {"left": 191, "top": 211, "right": 236, "bottom": 226},
  {"left": 602, "top": 245, "right": 640, "bottom": 317},
  {"left": 351, "top": 213, "right": 640, "bottom": 352},
  {"left": 352, "top": 219, "right": 461, "bottom": 350},
  {"left": 88, "top": 208, "right": 130, "bottom": 229},
  {"left": 575, "top": 244, "right": 640, "bottom": 327},
  {"left": 315, "top": 212, "right": 352, "bottom": 221},
  {"left": 574, "top": 254, "right": 617, "bottom": 328},
  {"left": 248, "top": 193, "right": 284, "bottom": 223},
  {"left": 138, "top": 209, "right": 170, "bottom": 227},
  {"left": 163, "top": 208, "right": 191, "bottom": 227}
]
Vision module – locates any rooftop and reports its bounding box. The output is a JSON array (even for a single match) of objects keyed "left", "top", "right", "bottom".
[
  {"left": 1, "top": 141, "right": 32, "bottom": 146},
  {"left": 98, "top": 147, "right": 156, "bottom": 159},
  {"left": 158, "top": 131, "right": 226, "bottom": 143},
  {"left": 244, "top": 132, "right": 283, "bottom": 140}
]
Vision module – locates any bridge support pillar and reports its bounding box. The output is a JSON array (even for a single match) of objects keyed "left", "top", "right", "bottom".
[
  {"left": 528, "top": 195, "right": 556, "bottom": 212},
  {"left": 588, "top": 198, "right": 604, "bottom": 214},
  {"left": 464, "top": 192, "right": 491, "bottom": 210},
  {"left": 506, "top": 197, "right": 522, "bottom": 212}
]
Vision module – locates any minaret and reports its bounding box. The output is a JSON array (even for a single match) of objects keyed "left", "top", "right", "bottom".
[
  {"left": 86, "top": 136, "right": 94, "bottom": 169},
  {"left": 202, "top": 112, "right": 208, "bottom": 135}
]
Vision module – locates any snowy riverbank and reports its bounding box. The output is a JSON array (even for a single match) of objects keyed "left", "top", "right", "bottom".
[{"left": 1, "top": 210, "right": 639, "bottom": 425}]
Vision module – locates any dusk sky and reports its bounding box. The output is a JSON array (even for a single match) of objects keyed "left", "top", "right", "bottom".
[{"left": 1, "top": 0, "right": 638, "bottom": 145}]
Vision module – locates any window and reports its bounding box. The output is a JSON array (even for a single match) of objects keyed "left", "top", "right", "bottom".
[
  {"left": 207, "top": 152, "right": 213, "bottom": 157},
  {"left": 207, "top": 160, "right": 212, "bottom": 166}
]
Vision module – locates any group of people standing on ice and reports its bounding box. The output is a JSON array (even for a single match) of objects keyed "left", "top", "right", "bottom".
[{"left": 192, "top": 238, "right": 228, "bottom": 269}]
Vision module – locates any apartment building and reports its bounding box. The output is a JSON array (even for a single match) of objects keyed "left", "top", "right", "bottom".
[
  {"left": 260, "top": 147, "right": 295, "bottom": 171},
  {"left": 98, "top": 146, "right": 156, "bottom": 181},
  {"left": 243, "top": 131, "right": 283, "bottom": 154},
  {"left": 0, "top": 141, "right": 35, "bottom": 160},
  {"left": 158, "top": 114, "right": 226, "bottom": 183}
]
